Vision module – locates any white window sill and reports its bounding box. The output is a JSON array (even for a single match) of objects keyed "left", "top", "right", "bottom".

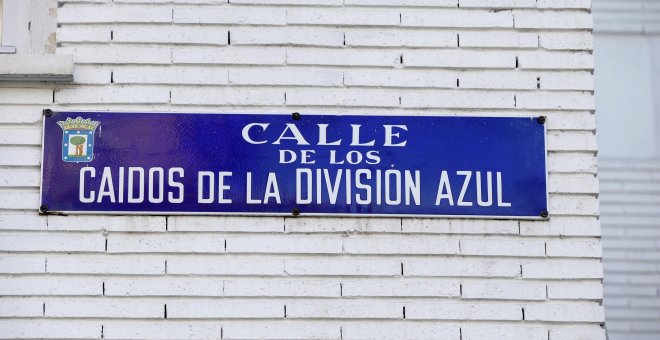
[{"left": 0, "top": 54, "right": 73, "bottom": 82}]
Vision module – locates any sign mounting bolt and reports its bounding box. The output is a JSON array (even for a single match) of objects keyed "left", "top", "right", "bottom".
[
  {"left": 537, "top": 116, "right": 546, "bottom": 125},
  {"left": 291, "top": 207, "right": 300, "bottom": 216},
  {"left": 43, "top": 109, "right": 53, "bottom": 117},
  {"left": 292, "top": 112, "right": 301, "bottom": 121},
  {"left": 39, "top": 205, "right": 48, "bottom": 213},
  {"left": 540, "top": 210, "right": 549, "bottom": 218}
]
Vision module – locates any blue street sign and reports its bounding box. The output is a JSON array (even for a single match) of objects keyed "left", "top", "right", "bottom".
[{"left": 40, "top": 112, "right": 548, "bottom": 218}]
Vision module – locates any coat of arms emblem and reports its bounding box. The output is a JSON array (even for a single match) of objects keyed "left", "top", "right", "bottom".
[{"left": 56, "top": 117, "right": 100, "bottom": 162}]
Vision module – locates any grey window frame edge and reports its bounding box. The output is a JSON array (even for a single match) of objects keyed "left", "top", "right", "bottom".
[{"left": 0, "top": 54, "right": 74, "bottom": 83}]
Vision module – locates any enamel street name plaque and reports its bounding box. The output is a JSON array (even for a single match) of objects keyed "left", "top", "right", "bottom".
[{"left": 40, "top": 111, "right": 548, "bottom": 218}]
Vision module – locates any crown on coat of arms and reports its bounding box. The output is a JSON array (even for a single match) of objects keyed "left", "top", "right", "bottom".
[{"left": 57, "top": 117, "right": 100, "bottom": 131}]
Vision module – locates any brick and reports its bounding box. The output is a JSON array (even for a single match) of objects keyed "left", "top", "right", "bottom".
[
  {"left": 404, "top": 258, "right": 521, "bottom": 277},
  {"left": 59, "top": 46, "right": 171, "bottom": 64},
  {"left": 0, "top": 320, "right": 101, "bottom": 339},
  {"left": 171, "top": 87, "right": 284, "bottom": 106},
  {"left": 540, "top": 32, "right": 593, "bottom": 50},
  {"left": 224, "top": 279, "right": 340, "bottom": 297},
  {"left": 229, "top": 68, "right": 343, "bottom": 86},
  {"left": 287, "top": 8, "right": 400, "bottom": 26},
  {"left": 232, "top": 0, "right": 340, "bottom": 4},
  {"left": 549, "top": 194, "right": 599, "bottom": 215},
  {"left": 287, "top": 48, "right": 400, "bottom": 67},
  {"left": 0, "top": 231, "right": 104, "bottom": 252},
  {"left": 105, "top": 277, "right": 223, "bottom": 296},
  {"left": 113, "top": 25, "right": 228, "bottom": 45},
  {"left": 46, "top": 299, "right": 163, "bottom": 318},
  {"left": 540, "top": 71, "right": 594, "bottom": 90},
  {"left": 344, "top": 235, "right": 459, "bottom": 255},
  {"left": 108, "top": 233, "right": 225, "bottom": 253},
  {"left": 460, "top": 0, "right": 536, "bottom": 7},
  {"left": 402, "top": 90, "right": 514, "bottom": 109},
  {"left": 73, "top": 65, "right": 112, "bottom": 84},
  {"left": 460, "top": 31, "right": 538, "bottom": 48},
  {"left": 231, "top": 27, "right": 343, "bottom": 47},
  {"left": 522, "top": 259, "right": 602, "bottom": 279},
  {"left": 462, "top": 280, "right": 546, "bottom": 300},
  {"left": 0, "top": 276, "right": 102, "bottom": 295},
  {"left": 344, "top": 69, "right": 456, "bottom": 88},
  {"left": 285, "top": 258, "right": 400, "bottom": 276},
  {"left": 46, "top": 254, "right": 165, "bottom": 274},
  {"left": 547, "top": 281, "right": 603, "bottom": 299},
  {"left": 0, "top": 191, "right": 39, "bottom": 209},
  {"left": 168, "top": 216, "right": 283, "bottom": 232},
  {"left": 286, "top": 300, "right": 402, "bottom": 319},
  {"left": 0, "top": 256, "right": 45, "bottom": 274},
  {"left": 0, "top": 214, "right": 46, "bottom": 230},
  {"left": 48, "top": 215, "right": 166, "bottom": 232},
  {"left": 538, "top": 0, "right": 591, "bottom": 9},
  {"left": 168, "top": 300, "right": 283, "bottom": 318},
  {"left": 227, "top": 235, "right": 342, "bottom": 254},
  {"left": 524, "top": 302, "right": 604, "bottom": 322},
  {"left": 518, "top": 51, "right": 593, "bottom": 70},
  {"left": 0, "top": 300, "right": 44, "bottom": 317},
  {"left": 345, "top": 29, "right": 456, "bottom": 47},
  {"left": 546, "top": 239, "right": 602, "bottom": 257},
  {"left": 345, "top": 0, "right": 456, "bottom": 5},
  {"left": 342, "top": 278, "right": 459, "bottom": 297},
  {"left": 402, "top": 218, "right": 518, "bottom": 234},
  {"left": 461, "top": 238, "right": 545, "bottom": 256},
  {"left": 174, "top": 6, "right": 286, "bottom": 25},
  {"left": 520, "top": 216, "right": 600, "bottom": 236},
  {"left": 343, "top": 322, "right": 460, "bottom": 339},
  {"left": 103, "top": 322, "right": 223, "bottom": 340},
  {"left": 285, "top": 217, "right": 401, "bottom": 233},
  {"left": 223, "top": 321, "right": 340, "bottom": 340},
  {"left": 406, "top": 301, "right": 522, "bottom": 320},
  {"left": 0, "top": 106, "right": 43, "bottom": 123},
  {"left": 462, "top": 325, "right": 547, "bottom": 340},
  {"left": 172, "top": 47, "right": 286, "bottom": 65},
  {"left": 57, "top": 26, "right": 110, "bottom": 43},
  {"left": 514, "top": 10, "right": 592, "bottom": 29},
  {"left": 0, "top": 147, "right": 41, "bottom": 166},
  {"left": 547, "top": 152, "right": 597, "bottom": 173},
  {"left": 286, "top": 89, "right": 399, "bottom": 107},
  {"left": 405, "top": 50, "right": 516, "bottom": 68},
  {"left": 167, "top": 256, "right": 284, "bottom": 275},
  {"left": 517, "top": 92, "right": 595, "bottom": 110},
  {"left": 55, "top": 86, "right": 170, "bottom": 104},
  {"left": 0, "top": 88, "right": 53, "bottom": 104},
  {"left": 459, "top": 70, "right": 536, "bottom": 89},
  {"left": 549, "top": 174, "right": 598, "bottom": 194},
  {"left": 402, "top": 9, "right": 513, "bottom": 28},
  {"left": 58, "top": 5, "right": 172, "bottom": 23},
  {"left": 549, "top": 326, "right": 606, "bottom": 340}
]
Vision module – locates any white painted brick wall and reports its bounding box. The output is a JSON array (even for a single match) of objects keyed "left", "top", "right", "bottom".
[{"left": 0, "top": 0, "right": 602, "bottom": 338}]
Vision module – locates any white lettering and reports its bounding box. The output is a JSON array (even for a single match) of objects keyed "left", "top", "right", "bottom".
[
  {"left": 383, "top": 125, "right": 408, "bottom": 147},
  {"left": 476, "top": 171, "right": 493, "bottom": 207},
  {"left": 435, "top": 170, "right": 454, "bottom": 206},
  {"left": 273, "top": 123, "right": 310, "bottom": 145},
  {"left": 457, "top": 170, "right": 473, "bottom": 207},
  {"left": 241, "top": 123, "right": 269, "bottom": 144},
  {"left": 198, "top": 171, "right": 214, "bottom": 204},
  {"left": 79, "top": 167, "right": 95, "bottom": 203}
]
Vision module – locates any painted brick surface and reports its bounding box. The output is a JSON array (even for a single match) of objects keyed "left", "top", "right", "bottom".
[{"left": 0, "top": 0, "right": 602, "bottom": 339}]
